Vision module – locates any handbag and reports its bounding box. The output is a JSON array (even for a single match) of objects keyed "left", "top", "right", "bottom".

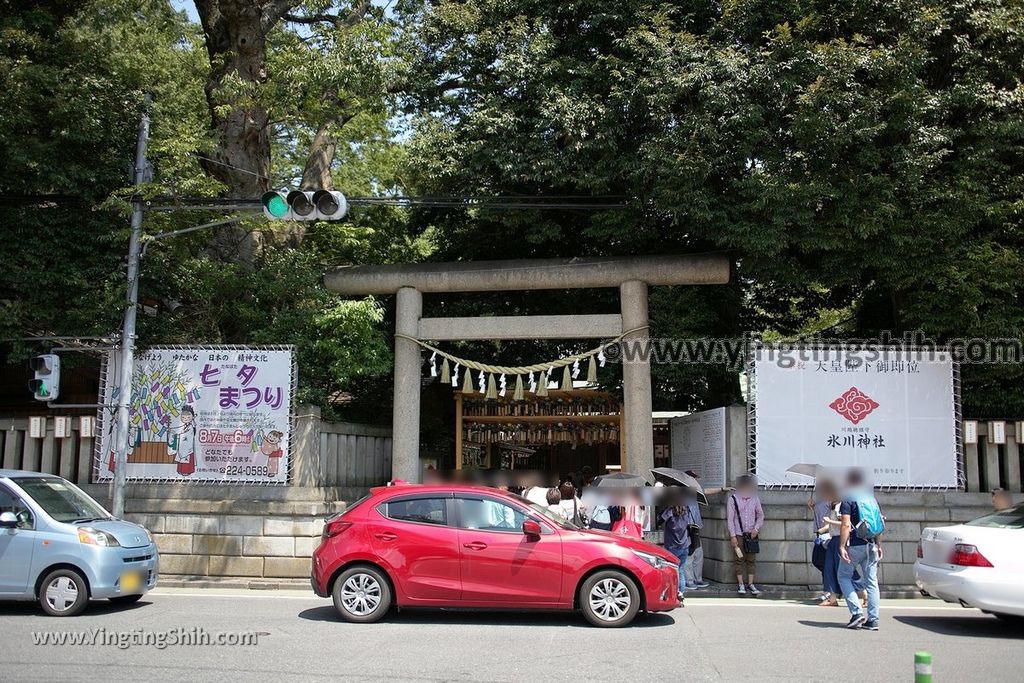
[
  {"left": 731, "top": 495, "right": 761, "bottom": 554},
  {"left": 811, "top": 540, "right": 826, "bottom": 572},
  {"left": 687, "top": 523, "right": 702, "bottom": 551}
]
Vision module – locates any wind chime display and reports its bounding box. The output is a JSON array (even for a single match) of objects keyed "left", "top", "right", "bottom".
[
  {"left": 461, "top": 394, "right": 622, "bottom": 447},
  {"left": 396, "top": 329, "right": 641, "bottom": 451}
]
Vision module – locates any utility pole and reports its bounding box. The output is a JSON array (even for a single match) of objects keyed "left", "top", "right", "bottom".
[{"left": 111, "top": 96, "right": 152, "bottom": 518}]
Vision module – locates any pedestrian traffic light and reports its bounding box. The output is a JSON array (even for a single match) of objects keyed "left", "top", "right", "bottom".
[
  {"left": 260, "top": 189, "right": 347, "bottom": 221},
  {"left": 29, "top": 354, "right": 60, "bottom": 401}
]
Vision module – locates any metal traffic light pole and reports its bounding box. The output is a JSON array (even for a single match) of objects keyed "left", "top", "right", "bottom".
[{"left": 111, "top": 97, "right": 152, "bottom": 519}]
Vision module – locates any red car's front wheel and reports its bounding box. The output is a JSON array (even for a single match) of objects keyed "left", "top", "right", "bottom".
[
  {"left": 579, "top": 570, "right": 640, "bottom": 627},
  {"left": 332, "top": 566, "right": 392, "bottom": 623}
]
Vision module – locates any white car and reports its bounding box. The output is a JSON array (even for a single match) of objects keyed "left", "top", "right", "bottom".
[{"left": 915, "top": 503, "right": 1024, "bottom": 623}]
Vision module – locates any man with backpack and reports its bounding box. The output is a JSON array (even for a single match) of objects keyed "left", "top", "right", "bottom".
[{"left": 837, "top": 468, "right": 884, "bottom": 630}]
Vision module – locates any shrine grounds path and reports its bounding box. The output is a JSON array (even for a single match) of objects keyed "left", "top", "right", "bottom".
[{"left": 2, "top": 588, "right": 1021, "bottom": 681}]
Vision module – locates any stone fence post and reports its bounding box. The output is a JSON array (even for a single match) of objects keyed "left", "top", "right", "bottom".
[{"left": 290, "top": 404, "right": 322, "bottom": 487}]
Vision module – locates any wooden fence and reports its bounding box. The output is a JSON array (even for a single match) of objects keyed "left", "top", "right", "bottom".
[
  {"left": 316, "top": 421, "right": 393, "bottom": 487},
  {"left": 1, "top": 406, "right": 393, "bottom": 489},
  {"left": 6, "top": 410, "right": 1015, "bottom": 493},
  {"left": 963, "top": 421, "right": 1023, "bottom": 493},
  {"left": 0, "top": 417, "right": 95, "bottom": 485}
]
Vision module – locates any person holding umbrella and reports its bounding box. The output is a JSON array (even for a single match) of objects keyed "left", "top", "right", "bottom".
[
  {"left": 660, "top": 502, "right": 692, "bottom": 604},
  {"left": 682, "top": 471, "right": 710, "bottom": 590}
]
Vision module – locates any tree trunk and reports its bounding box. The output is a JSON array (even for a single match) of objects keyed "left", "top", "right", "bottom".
[
  {"left": 195, "top": 0, "right": 277, "bottom": 198},
  {"left": 300, "top": 121, "right": 337, "bottom": 190},
  {"left": 192, "top": 1, "right": 366, "bottom": 263}
]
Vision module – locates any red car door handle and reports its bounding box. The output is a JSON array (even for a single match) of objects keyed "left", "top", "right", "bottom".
[
  {"left": 374, "top": 532, "right": 397, "bottom": 541},
  {"left": 463, "top": 541, "right": 487, "bottom": 550}
]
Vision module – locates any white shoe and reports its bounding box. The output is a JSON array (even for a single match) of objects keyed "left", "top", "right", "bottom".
[
  {"left": 749, "top": 584, "right": 761, "bottom": 596},
  {"left": 737, "top": 585, "right": 746, "bottom": 595}
]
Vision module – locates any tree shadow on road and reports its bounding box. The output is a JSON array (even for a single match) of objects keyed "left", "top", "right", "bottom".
[
  {"left": 298, "top": 606, "right": 676, "bottom": 628},
  {"left": 893, "top": 615, "right": 1024, "bottom": 639}
]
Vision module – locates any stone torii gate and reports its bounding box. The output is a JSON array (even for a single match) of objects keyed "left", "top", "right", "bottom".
[{"left": 325, "top": 254, "right": 731, "bottom": 482}]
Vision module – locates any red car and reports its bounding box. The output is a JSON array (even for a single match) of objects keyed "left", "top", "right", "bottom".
[{"left": 311, "top": 484, "right": 680, "bottom": 627}]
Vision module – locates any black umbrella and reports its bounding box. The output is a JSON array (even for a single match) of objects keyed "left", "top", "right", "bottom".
[
  {"left": 651, "top": 467, "right": 708, "bottom": 505},
  {"left": 592, "top": 472, "right": 649, "bottom": 488}
]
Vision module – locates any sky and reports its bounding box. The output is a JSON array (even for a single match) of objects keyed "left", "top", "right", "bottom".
[{"left": 170, "top": 0, "right": 199, "bottom": 23}]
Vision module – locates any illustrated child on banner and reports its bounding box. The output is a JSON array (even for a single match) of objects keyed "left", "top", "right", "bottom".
[{"left": 167, "top": 405, "right": 198, "bottom": 477}]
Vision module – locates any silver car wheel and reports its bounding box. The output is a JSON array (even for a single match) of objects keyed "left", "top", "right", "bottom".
[
  {"left": 588, "top": 577, "right": 631, "bottom": 622},
  {"left": 340, "top": 572, "right": 382, "bottom": 616},
  {"left": 45, "top": 576, "right": 80, "bottom": 613}
]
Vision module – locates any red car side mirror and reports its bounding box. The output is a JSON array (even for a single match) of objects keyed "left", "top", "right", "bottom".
[{"left": 522, "top": 520, "right": 542, "bottom": 537}]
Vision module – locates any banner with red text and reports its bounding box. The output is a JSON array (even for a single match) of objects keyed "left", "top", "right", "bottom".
[
  {"left": 96, "top": 346, "right": 295, "bottom": 484},
  {"left": 752, "top": 347, "right": 959, "bottom": 488}
]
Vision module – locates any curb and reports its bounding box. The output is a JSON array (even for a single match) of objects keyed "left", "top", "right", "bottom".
[{"left": 158, "top": 576, "right": 310, "bottom": 591}]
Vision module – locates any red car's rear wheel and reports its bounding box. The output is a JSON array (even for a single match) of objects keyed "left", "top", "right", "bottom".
[{"left": 332, "top": 566, "right": 392, "bottom": 623}]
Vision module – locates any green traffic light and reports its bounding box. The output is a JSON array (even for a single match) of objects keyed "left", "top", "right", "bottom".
[{"left": 262, "top": 192, "right": 289, "bottom": 218}]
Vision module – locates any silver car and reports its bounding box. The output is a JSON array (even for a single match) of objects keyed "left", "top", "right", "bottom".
[{"left": 0, "top": 469, "right": 159, "bottom": 616}]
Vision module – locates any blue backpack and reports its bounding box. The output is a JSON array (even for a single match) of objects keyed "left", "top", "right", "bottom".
[{"left": 852, "top": 493, "right": 885, "bottom": 541}]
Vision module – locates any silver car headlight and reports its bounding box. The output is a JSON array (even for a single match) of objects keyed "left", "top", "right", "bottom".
[
  {"left": 630, "top": 549, "right": 672, "bottom": 570},
  {"left": 77, "top": 527, "right": 121, "bottom": 547}
]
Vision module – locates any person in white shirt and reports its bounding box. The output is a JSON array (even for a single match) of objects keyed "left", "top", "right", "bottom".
[{"left": 556, "top": 479, "right": 585, "bottom": 526}]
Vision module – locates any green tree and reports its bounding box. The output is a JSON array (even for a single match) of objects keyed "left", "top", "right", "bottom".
[
  {"left": 402, "top": 0, "right": 1024, "bottom": 415},
  {"left": 0, "top": 0, "right": 415, "bottom": 420}
]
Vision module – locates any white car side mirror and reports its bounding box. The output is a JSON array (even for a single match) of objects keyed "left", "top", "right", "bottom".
[{"left": 0, "top": 511, "right": 18, "bottom": 528}]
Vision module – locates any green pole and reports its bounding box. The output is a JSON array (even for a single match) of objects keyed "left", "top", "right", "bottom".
[{"left": 914, "top": 652, "right": 933, "bottom": 683}]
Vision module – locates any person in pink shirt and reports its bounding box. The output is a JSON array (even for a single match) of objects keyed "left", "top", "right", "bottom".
[{"left": 727, "top": 474, "right": 765, "bottom": 595}]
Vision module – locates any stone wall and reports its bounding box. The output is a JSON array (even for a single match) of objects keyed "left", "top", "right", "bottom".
[
  {"left": 698, "top": 490, "right": 997, "bottom": 588},
  {"left": 82, "top": 484, "right": 362, "bottom": 581}
]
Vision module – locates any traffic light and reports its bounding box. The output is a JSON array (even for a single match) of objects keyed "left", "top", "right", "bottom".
[
  {"left": 29, "top": 354, "right": 60, "bottom": 401},
  {"left": 261, "top": 189, "right": 347, "bottom": 221},
  {"left": 313, "top": 190, "right": 347, "bottom": 220}
]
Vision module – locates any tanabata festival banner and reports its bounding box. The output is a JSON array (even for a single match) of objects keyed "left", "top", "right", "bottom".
[
  {"left": 97, "top": 347, "right": 295, "bottom": 484},
  {"left": 753, "top": 348, "right": 958, "bottom": 487}
]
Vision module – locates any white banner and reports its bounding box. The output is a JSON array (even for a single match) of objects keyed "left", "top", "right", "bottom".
[
  {"left": 753, "top": 348, "right": 958, "bottom": 487},
  {"left": 97, "top": 347, "right": 294, "bottom": 484}
]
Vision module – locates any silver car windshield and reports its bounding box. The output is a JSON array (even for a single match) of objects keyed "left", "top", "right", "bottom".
[
  {"left": 966, "top": 503, "right": 1024, "bottom": 530},
  {"left": 12, "top": 477, "right": 110, "bottom": 523}
]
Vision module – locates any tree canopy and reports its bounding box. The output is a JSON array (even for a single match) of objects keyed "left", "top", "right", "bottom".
[{"left": 1, "top": 0, "right": 1022, "bottom": 419}]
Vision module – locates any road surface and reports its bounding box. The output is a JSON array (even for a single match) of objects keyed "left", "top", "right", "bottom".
[{"left": 2, "top": 589, "right": 1021, "bottom": 681}]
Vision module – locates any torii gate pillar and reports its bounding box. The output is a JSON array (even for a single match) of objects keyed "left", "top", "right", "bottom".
[
  {"left": 393, "top": 286, "right": 423, "bottom": 483},
  {"left": 619, "top": 280, "right": 653, "bottom": 470}
]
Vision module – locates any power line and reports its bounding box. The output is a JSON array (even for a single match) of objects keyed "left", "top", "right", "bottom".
[{"left": 0, "top": 194, "right": 630, "bottom": 211}]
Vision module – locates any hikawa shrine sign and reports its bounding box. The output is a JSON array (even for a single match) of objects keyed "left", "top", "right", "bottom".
[{"left": 752, "top": 346, "right": 959, "bottom": 488}]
